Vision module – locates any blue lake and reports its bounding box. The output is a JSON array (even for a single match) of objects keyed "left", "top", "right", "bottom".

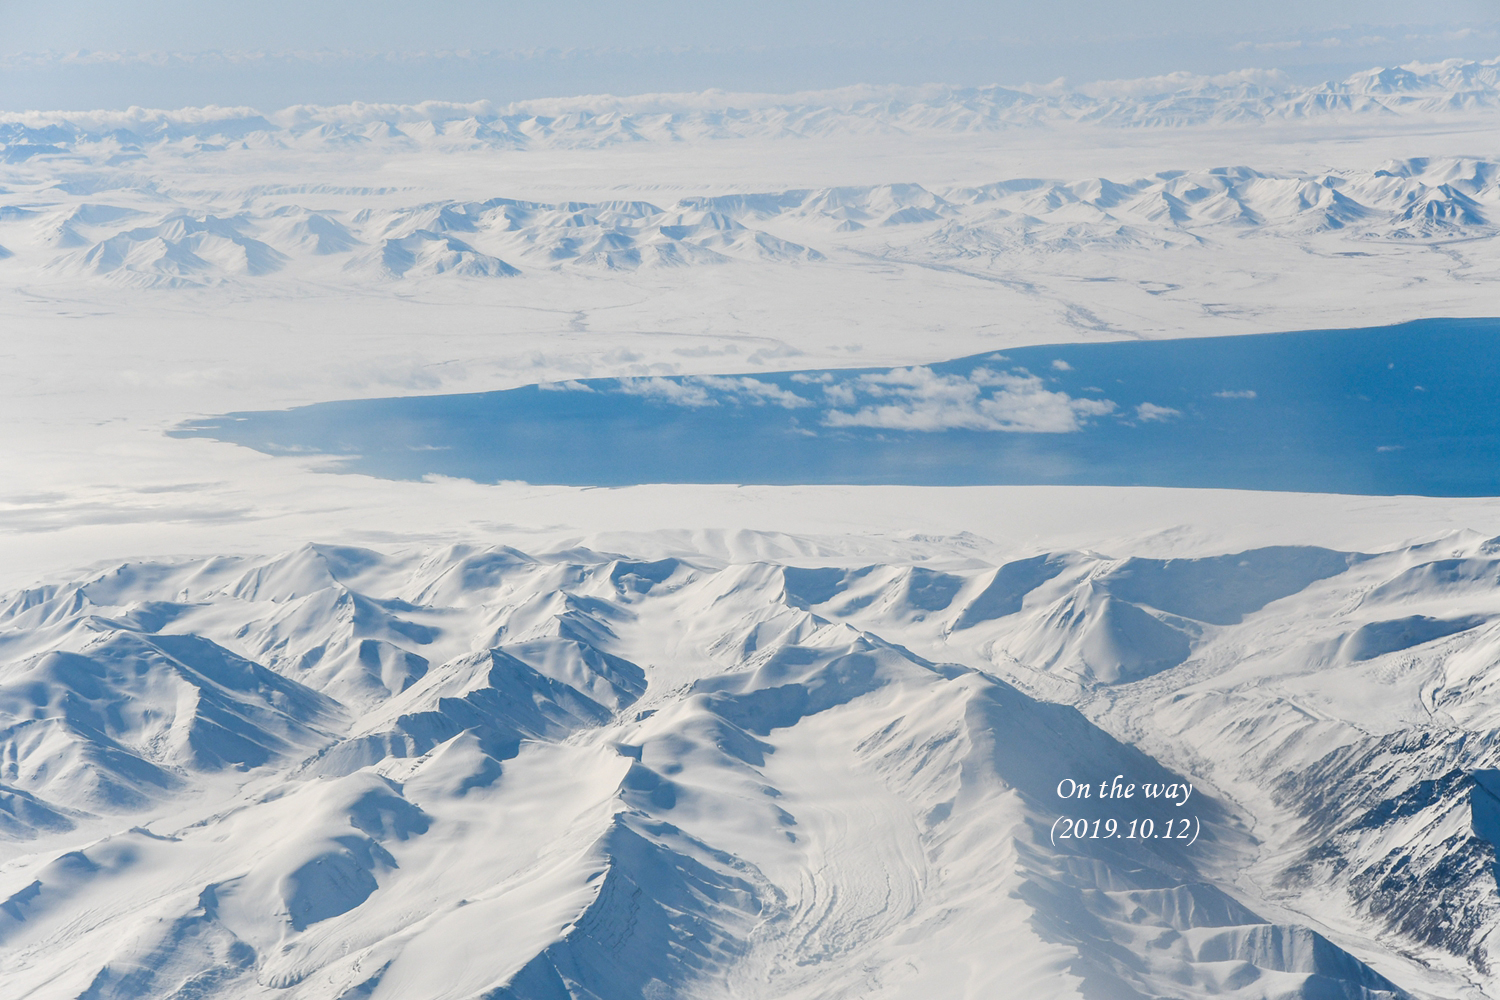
[{"left": 172, "top": 318, "right": 1500, "bottom": 496}]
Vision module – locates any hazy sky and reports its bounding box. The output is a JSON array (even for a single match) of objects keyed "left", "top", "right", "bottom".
[{"left": 1, "top": 0, "right": 1497, "bottom": 109}]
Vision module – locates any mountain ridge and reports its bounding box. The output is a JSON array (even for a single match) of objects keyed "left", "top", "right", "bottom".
[
  {"left": 2, "top": 536, "right": 1499, "bottom": 997},
  {"left": 3, "top": 158, "right": 1496, "bottom": 286},
  {"left": 8, "top": 56, "right": 1500, "bottom": 143}
]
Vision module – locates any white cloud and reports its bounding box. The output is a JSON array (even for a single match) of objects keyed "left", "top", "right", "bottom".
[
  {"left": 691, "top": 375, "right": 812, "bottom": 409},
  {"left": 1213, "top": 389, "right": 1256, "bottom": 399},
  {"left": 1135, "top": 402, "right": 1182, "bottom": 422},
  {"left": 615, "top": 375, "right": 810, "bottom": 409},
  {"left": 616, "top": 377, "right": 716, "bottom": 407},
  {"left": 1051, "top": 359, "right": 1073, "bottom": 371},
  {"left": 822, "top": 382, "right": 858, "bottom": 407},
  {"left": 822, "top": 366, "right": 1114, "bottom": 433}
]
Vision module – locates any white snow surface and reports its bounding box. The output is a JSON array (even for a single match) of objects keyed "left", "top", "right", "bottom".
[
  {"left": 5, "top": 58, "right": 1500, "bottom": 998},
  {"left": 7, "top": 62, "right": 1500, "bottom": 588},
  {"left": 4, "top": 535, "right": 1499, "bottom": 999}
]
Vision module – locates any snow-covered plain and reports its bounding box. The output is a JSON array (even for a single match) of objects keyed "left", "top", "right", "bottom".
[{"left": 6, "top": 58, "right": 1500, "bottom": 998}]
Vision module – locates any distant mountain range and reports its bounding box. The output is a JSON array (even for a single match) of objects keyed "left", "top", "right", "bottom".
[
  {"left": 3, "top": 57, "right": 1498, "bottom": 287},
  {"left": 0, "top": 155, "right": 1495, "bottom": 286},
  {"left": 6, "top": 57, "right": 1500, "bottom": 145}
]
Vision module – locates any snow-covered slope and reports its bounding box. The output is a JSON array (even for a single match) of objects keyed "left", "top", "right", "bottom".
[
  {"left": 1, "top": 159, "right": 1495, "bottom": 287},
  {"left": 3, "top": 536, "right": 1499, "bottom": 998}
]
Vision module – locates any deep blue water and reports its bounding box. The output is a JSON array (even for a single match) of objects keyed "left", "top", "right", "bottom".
[{"left": 172, "top": 318, "right": 1500, "bottom": 496}]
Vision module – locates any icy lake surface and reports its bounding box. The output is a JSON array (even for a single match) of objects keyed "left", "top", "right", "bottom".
[{"left": 176, "top": 318, "right": 1500, "bottom": 495}]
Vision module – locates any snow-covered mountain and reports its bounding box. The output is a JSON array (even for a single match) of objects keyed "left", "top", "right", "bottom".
[
  {"left": 6, "top": 57, "right": 1500, "bottom": 152},
  {"left": 0, "top": 159, "right": 1494, "bottom": 287},
  {"left": 6, "top": 52, "right": 1500, "bottom": 1000},
  {"left": 2, "top": 535, "right": 1498, "bottom": 998},
  {"left": 3, "top": 57, "right": 1497, "bottom": 358}
]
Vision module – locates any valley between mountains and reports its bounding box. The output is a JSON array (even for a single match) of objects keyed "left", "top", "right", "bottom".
[{"left": 1, "top": 534, "right": 1496, "bottom": 999}]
